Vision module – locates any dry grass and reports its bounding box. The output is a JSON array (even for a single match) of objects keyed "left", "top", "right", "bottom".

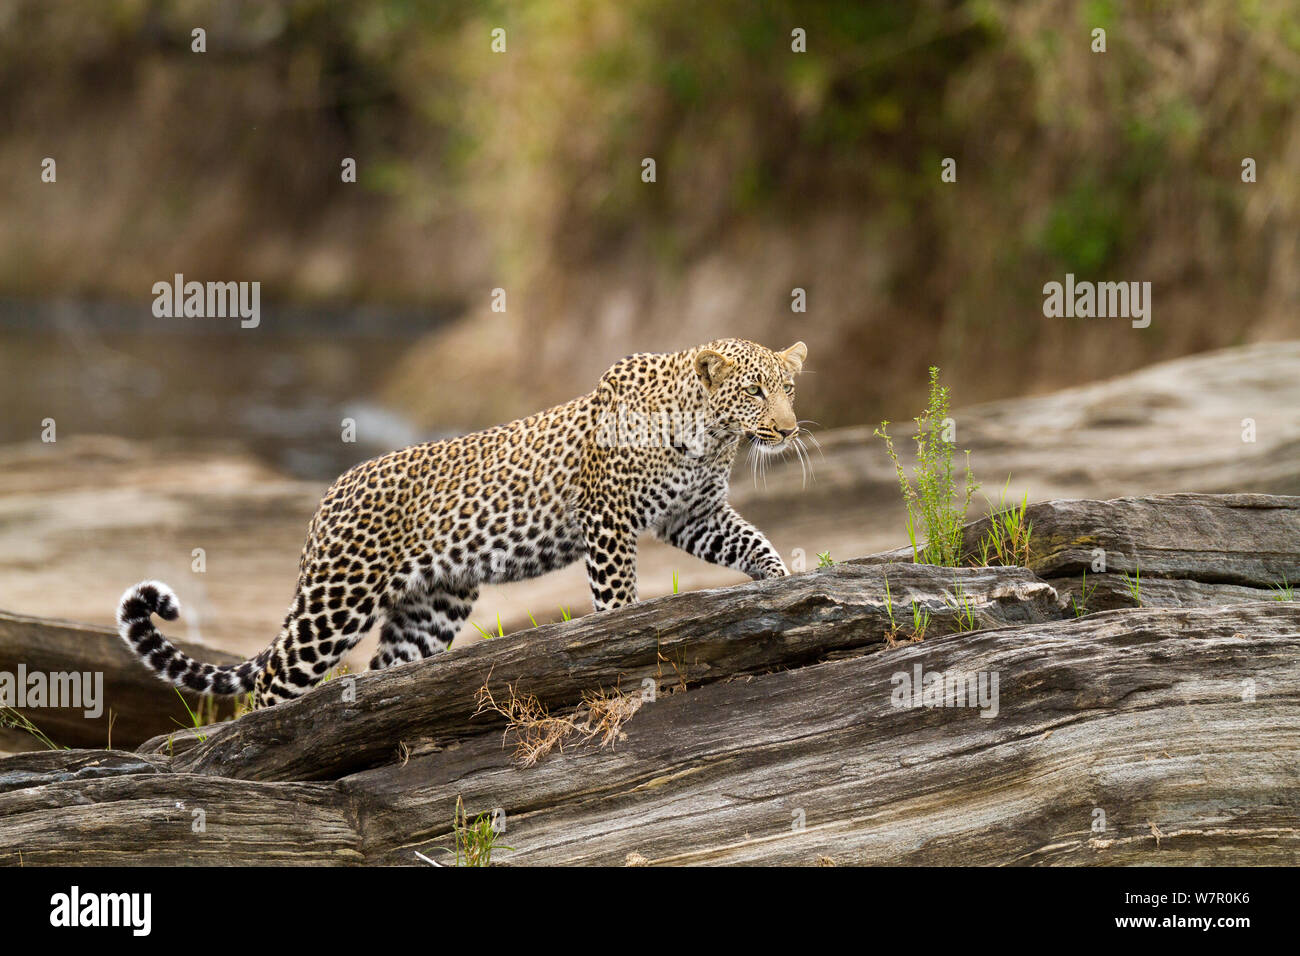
[
  {"left": 474, "top": 678, "right": 579, "bottom": 767},
  {"left": 655, "top": 642, "right": 690, "bottom": 696},
  {"left": 578, "top": 687, "right": 643, "bottom": 749},
  {"left": 474, "top": 670, "right": 648, "bottom": 767}
]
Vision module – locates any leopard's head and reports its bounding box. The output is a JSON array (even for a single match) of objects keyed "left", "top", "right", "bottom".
[{"left": 692, "top": 338, "right": 808, "bottom": 452}]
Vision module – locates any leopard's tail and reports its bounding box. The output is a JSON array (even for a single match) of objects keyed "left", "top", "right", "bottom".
[{"left": 116, "top": 580, "right": 263, "bottom": 696}]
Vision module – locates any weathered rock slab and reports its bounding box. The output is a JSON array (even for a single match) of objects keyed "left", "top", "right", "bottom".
[
  {"left": 0, "top": 610, "right": 238, "bottom": 749},
  {"left": 0, "top": 600, "right": 1294, "bottom": 866},
  {"left": 2, "top": 494, "right": 1297, "bottom": 866},
  {"left": 857, "top": 493, "right": 1300, "bottom": 612},
  {"left": 142, "top": 563, "right": 1065, "bottom": 782}
]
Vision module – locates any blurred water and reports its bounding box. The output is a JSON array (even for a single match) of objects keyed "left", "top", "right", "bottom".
[{"left": 0, "top": 298, "right": 450, "bottom": 479}]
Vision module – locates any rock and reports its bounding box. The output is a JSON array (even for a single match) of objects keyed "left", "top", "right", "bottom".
[
  {"left": 857, "top": 493, "right": 1300, "bottom": 612},
  {"left": 0, "top": 610, "right": 239, "bottom": 750},
  {"left": 0, "top": 598, "right": 1294, "bottom": 866},
  {"left": 139, "top": 563, "right": 1066, "bottom": 782},
  {"left": 0, "top": 436, "right": 323, "bottom": 660},
  {"left": 353, "top": 601, "right": 1297, "bottom": 865},
  {"left": 0, "top": 512, "right": 1296, "bottom": 866},
  {"left": 0, "top": 749, "right": 169, "bottom": 795},
  {"left": 1011, "top": 493, "right": 1300, "bottom": 585}
]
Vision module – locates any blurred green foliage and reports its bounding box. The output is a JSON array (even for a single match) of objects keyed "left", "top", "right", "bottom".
[
  {"left": 1, "top": 0, "right": 1297, "bottom": 425},
  {"left": 5, "top": 0, "right": 1296, "bottom": 287}
]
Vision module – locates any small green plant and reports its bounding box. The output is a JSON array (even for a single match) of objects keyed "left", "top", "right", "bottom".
[
  {"left": 1122, "top": 562, "right": 1142, "bottom": 607},
  {"left": 558, "top": 605, "right": 573, "bottom": 622},
  {"left": 817, "top": 551, "right": 835, "bottom": 567},
  {"left": 471, "top": 614, "right": 507, "bottom": 640},
  {"left": 945, "top": 583, "right": 978, "bottom": 632},
  {"left": 881, "top": 577, "right": 933, "bottom": 645},
  {"left": 910, "top": 600, "right": 931, "bottom": 641},
  {"left": 0, "top": 707, "right": 64, "bottom": 751},
  {"left": 1272, "top": 576, "right": 1295, "bottom": 601},
  {"left": 452, "top": 795, "right": 511, "bottom": 867},
  {"left": 170, "top": 688, "right": 209, "bottom": 743},
  {"left": 875, "top": 367, "right": 979, "bottom": 567},
  {"left": 197, "top": 694, "right": 221, "bottom": 724},
  {"left": 671, "top": 570, "right": 680, "bottom": 594},
  {"left": 525, "top": 608, "right": 540, "bottom": 627},
  {"left": 1072, "top": 569, "right": 1096, "bottom": 618},
  {"left": 975, "top": 480, "right": 1033, "bottom": 567},
  {"left": 881, "top": 574, "right": 902, "bottom": 644}
]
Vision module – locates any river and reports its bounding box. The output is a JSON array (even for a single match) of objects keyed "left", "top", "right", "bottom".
[{"left": 0, "top": 297, "right": 451, "bottom": 479}]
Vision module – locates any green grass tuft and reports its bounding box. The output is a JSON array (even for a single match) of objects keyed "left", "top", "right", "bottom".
[
  {"left": 875, "top": 366, "right": 979, "bottom": 567},
  {"left": 975, "top": 479, "right": 1033, "bottom": 567},
  {"left": 1072, "top": 568, "right": 1096, "bottom": 618},
  {"left": 1122, "top": 562, "right": 1143, "bottom": 607},
  {"left": 170, "top": 687, "right": 210, "bottom": 743},
  {"left": 945, "top": 582, "right": 978, "bottom": 632},
  {"left": 471, "top": 613, "right": 507, "bottom": 640},
  {"left": 452, "top": 795, "right": 511, "bottom": 867},
  {"left": 0, "top": 707, "right": 64, "bottom": 751}
]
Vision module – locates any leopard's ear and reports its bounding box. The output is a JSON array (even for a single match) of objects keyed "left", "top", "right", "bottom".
[
  {"left": 779, "top": 341, "right": 808, "bottom": 373},
  {"left": 693, "top": 348, "right": 735, "bottom": 391}
]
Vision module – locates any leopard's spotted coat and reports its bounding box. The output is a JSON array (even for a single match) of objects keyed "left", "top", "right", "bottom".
[{"left": 117, "top": 338, "right": 808, "bottom": 707}]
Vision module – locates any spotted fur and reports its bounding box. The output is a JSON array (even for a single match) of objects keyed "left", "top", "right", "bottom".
[{"left": 117, "top": 338, "right": 808, "bottom": 707}]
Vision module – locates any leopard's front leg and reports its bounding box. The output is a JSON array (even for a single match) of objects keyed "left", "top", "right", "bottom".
[
  {"left": 580, "top": 510, "right": 639, "bottom": 610},
  {"left": 662, "top": 504, "right": 788, "bottom": 580}
]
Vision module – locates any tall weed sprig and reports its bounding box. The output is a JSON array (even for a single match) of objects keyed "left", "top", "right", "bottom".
[{"left": 875, "top": 367, "right": 979, "bottom": 567}]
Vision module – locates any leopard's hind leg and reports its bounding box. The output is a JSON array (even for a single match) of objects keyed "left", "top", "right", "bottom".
[
  {"left": 368, "top": 585, "right": 477, "bottom": 670},
  {"left": 253, "top": 571, "right": 379, "bottom": 706}
]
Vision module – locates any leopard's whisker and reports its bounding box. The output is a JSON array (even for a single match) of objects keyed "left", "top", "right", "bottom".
[
  {"left": 792, "top": 436, "right": 811, "bottom": 488},
  {"left": 796, "top": 422, "right": 825, "bottom": 460},
  {"left": 790, "top": 439, "right": 811, "bottom": 489}
]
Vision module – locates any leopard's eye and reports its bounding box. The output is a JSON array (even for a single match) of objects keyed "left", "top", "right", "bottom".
[
  {"left": 783, "top": 382, "right": 795, "bottom": 395},
  {"left": 744, "top": 384, "right": 763, "bottom": 397}
]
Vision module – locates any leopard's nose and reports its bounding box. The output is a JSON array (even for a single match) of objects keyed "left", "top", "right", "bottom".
[{"left": 776, "top": 426, "right": 797, "bottom": 439}]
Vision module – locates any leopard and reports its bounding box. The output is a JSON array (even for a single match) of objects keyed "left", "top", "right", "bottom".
[{"left": 117, "top": 337, "right": 809, "bottom": 708}]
